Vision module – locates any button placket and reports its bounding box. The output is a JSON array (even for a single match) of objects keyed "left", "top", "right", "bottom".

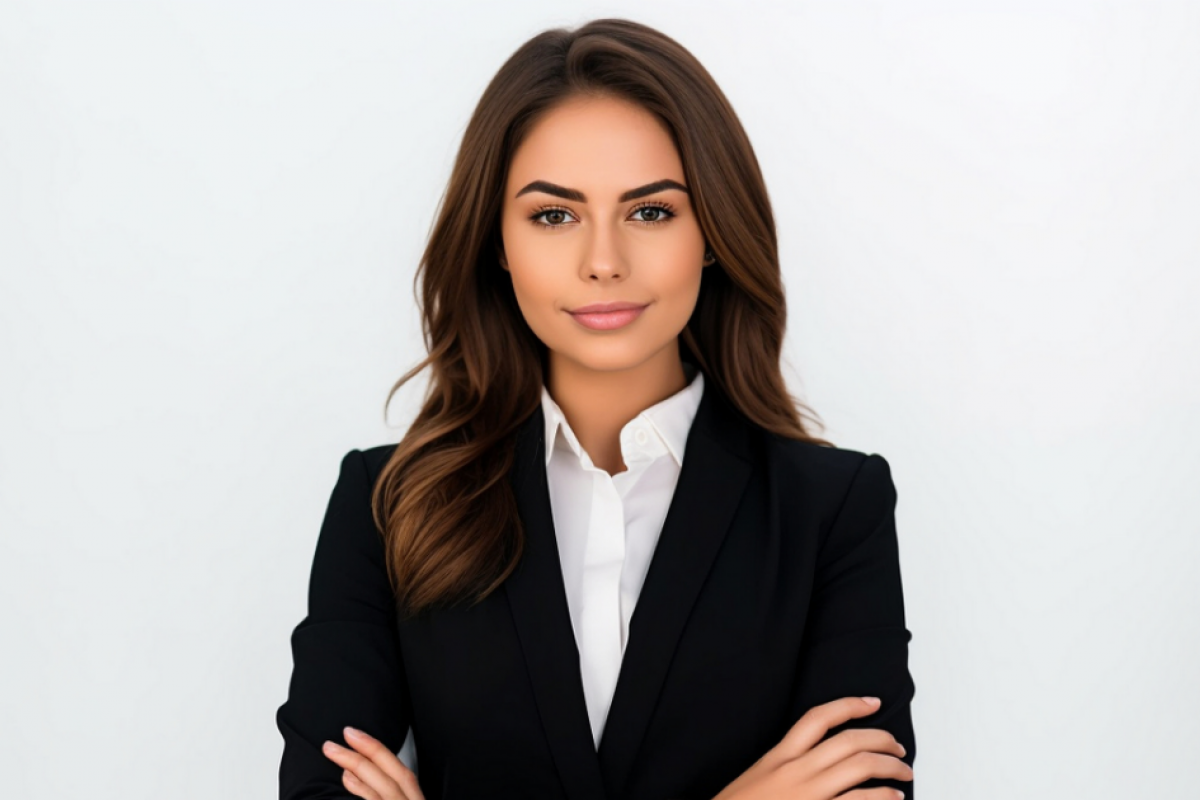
[{"left": 578, "top": 473, "right": 626, "bottom": 747}]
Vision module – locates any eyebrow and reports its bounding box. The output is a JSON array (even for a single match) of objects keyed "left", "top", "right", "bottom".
[{"left": 514, "top": 178, "right": 689, "bottom": 203}]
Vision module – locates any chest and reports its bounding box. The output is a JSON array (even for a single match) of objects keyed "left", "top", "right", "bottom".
[{"left": 394, "top": 474, "right": 825, "bottom": 799}]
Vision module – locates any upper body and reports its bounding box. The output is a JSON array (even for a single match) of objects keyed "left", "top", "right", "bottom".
[
  {"left": 279, "top": 18, "right": 917, "bottom": 800},
  {"left": 275, "top": 373, "right": 916, "bottom": 799}
]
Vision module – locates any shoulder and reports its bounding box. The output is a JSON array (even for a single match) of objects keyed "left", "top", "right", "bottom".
[
  {"left": 759, "top": 433, "right": 898, "bottom": 523},
  {"left": 336, "top": 443, "right": 401, "bottom": 487},
  {"left": 763, "top": 433, "right": 890, "bottom": 487}
]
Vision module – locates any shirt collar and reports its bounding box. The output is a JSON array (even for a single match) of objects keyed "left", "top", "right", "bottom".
[{"left": 540, "top": 364, "right": 705, "bottom": 469}]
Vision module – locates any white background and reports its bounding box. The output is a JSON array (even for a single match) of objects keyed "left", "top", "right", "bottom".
[{"left": 1, "top": 1, "right": 1197, "bottom": 798}]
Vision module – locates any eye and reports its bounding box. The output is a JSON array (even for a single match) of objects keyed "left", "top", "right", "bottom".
[
  {"left": 527, "top": 201, "right": 678, "bottom": 229},
  {"left": 529, "top": 206, "right": 577, "bottom": 228},
  {"left": 630, "top": 202, "right": 676, "bottom": 226}
]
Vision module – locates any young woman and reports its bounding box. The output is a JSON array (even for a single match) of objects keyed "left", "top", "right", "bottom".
[{"left": 277, "top": 18, "right": 916, "bottom": 800}]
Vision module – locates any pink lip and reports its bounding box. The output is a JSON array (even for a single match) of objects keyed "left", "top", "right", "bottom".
[
  {"left": 567, "top": 301, "right": 649, "bottom": 331},
  {"left": 568, "top": 301, "right": 649, "bottom": 314}
]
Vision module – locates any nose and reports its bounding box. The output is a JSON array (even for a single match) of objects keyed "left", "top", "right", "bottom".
[{"left": 579, "top": 221, "right": 627, "bottom": 282}]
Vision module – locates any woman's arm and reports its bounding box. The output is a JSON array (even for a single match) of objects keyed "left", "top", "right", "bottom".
[
  {"left": 788, "top": 453, "right": 917, "bottom": 796},
  {"left": 276, "top": 449, "right": 412, "bottom": 800}
]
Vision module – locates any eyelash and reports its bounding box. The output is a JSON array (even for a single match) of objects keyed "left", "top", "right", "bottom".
[{"left": 528, "top": 201, "right": 678, "bottom": 229}]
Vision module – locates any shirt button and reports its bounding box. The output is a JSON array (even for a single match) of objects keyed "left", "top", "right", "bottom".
[{"left": 635, "top": 429, "right": 648, "bottom": 445}]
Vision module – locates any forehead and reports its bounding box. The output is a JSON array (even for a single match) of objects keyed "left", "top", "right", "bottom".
[{"left": 505, "top": 95, "right": 684, "bottom": 197}]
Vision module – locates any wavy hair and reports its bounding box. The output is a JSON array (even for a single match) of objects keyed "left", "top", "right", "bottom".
[{"left": 372, "top": 18, "right": 832, "bottom": 619}]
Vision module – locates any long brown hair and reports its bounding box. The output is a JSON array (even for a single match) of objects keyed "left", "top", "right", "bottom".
[{"left": 372, "top": 18, "right": 832, "bottom": 619}]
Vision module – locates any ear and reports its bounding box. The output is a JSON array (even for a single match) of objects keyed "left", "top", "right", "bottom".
[{"left": 496, "top": 243, "right": 509, "bottom": 272}]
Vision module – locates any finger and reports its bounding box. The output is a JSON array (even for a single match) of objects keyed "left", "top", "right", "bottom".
[
  {"left": 835, "top": 787, "right": 908, "bottom": 799},
  {"left": 322, "top": 740, "right": 408, "bottom": 800},
  {"left": 806, "top": 727, "right": 906, "bottom": 776},
  {"left": 342, "top": 769, "right": 383, "bottom": 800},
  {"left": 775, "top": 696, "right": 884, "bottom": 759},
  {"left": 811, "top": 749, "right": 913, "bottom": 799},
  {"left": 343, "top": 727, "right": 424, "bottom": 799}
]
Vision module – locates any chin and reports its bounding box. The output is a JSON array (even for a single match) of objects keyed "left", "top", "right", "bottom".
[
  {"left": 563, "top": 353, "right": 650, "bottom": 374},
  {"left": 558, "top": 338, "right": 676, "bottom": 374}
]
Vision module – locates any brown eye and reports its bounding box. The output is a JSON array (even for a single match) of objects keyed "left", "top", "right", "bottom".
[
  {"left": 631, "top": 203, "right": 676, "bottom": 225},
  {"left": 530, "top": 207, "right": 577, "bottom": 227}
]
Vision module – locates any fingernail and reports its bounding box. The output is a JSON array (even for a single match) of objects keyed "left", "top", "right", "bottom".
[
  {"left": 345, "top": 726, "right": 364, "bottom": 739},
  {"left": 862, "top": 696, "right": 880, "bottom": 705},
  {"left": 898, "top": 743, "right": 906, "bottom": 756},
  {"left": 894, "top": 791, "right": 905, "bottom": 799},
  {"left": 323, "top": 740, "right": 343, "bottom": 753}
]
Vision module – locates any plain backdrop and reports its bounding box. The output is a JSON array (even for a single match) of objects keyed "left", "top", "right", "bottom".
[{"left": 1, "top": 1, "right": 1197, "bottom": 798}]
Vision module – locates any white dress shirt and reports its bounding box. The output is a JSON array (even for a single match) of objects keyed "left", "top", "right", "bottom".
[{"left": 540, "top": 363, "right": 705, "bottom": 749}]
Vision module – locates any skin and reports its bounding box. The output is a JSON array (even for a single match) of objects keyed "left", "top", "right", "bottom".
[
  {"left": 499, "top": 92, "right": 711, "bottom": 476},
  {"left": 322, "top": 94, "right": 912, "bottom": 800},
  {"left": 322, "top": 698, "right": 912, "bottom": 800}
]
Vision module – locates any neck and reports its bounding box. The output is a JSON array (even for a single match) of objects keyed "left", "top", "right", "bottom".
[{"left": 545, "top": 342, "right": 692, "bottom": 475}]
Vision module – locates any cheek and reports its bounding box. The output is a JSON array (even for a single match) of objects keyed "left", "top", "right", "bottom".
[
  {"left": 505, "top": 239, "right": 557, "bottom": 295},
  {"left": 648, "top": 224, "right": 705, "bottom": 288},
  {"left": 510, "top": 271, "right": 554, "bottom": 315},
  {"left": 657, "top": 253, "right": 705, "bottom": 307},
  {"left": 502, "top": 226, "right": 552, "bottom": 304},
  {"left": 506, "top": 264, "right": 563, "bottom": 338}
]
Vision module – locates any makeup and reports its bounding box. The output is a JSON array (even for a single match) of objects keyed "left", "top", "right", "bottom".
[{"left": 567, "top": 301, "right": 649, "bottom": 331}]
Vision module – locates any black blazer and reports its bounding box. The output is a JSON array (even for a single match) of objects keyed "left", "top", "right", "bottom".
[{"left": 277, "top": 381, "right": 916, "bottom": 799}]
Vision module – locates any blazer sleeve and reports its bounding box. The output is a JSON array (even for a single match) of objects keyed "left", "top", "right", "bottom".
[
  {"left": 276, "top": 449, "right": 412, "bottom": 800},
  {"left": 790, "top": 453, "right": 917, "bottom": 797}
]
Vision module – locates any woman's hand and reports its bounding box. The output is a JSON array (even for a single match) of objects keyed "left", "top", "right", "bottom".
[
  {"left": 322, "top": 726, "right": 425, "bottom": 800},
  {"left": 712, "top": 697, "right": 912, "bottom": 800}
]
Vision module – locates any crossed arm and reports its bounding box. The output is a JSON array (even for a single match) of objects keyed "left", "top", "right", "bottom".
[{"left": 277, "top": 451, "right": 915, "bottom": 800}]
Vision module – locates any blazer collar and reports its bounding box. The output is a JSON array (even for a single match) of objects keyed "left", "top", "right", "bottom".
[{"left": 504, "top": 372, "right": 755, "bottom": 799}]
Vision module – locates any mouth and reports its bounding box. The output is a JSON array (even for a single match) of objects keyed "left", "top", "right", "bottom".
[
  {"left": 567, "top": 301, "right": 650, "bottom": 314},
  {"left": 566, "top": 301, "right": 650, "bottom": 331}
]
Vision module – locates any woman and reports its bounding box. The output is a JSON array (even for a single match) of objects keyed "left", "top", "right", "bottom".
[{"left": 277, "top": 18, "right": 916, "bottom": 800}]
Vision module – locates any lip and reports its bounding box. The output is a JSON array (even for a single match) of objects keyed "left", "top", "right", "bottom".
[
  {"left": 566, "top": 301, "right": 650, "bottom": 331},
  {"left": 567, "top": 301, "right": 650, "bottom": 314}
]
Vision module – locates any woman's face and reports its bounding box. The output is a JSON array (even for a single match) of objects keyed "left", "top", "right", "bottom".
[{"left": 499, "top": 94, "right": 708, "bottom": 377}]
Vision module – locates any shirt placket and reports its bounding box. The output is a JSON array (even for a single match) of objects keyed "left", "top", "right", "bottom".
[
  {"left": 578, "top": 420, "right": 661, "bottom": 747},
  {"left": 579, "top": 464, "right": 626, "bottom": 747}
]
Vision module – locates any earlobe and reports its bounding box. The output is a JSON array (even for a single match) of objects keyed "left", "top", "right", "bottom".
[{"left": 703, "top": 249, "right": 716, "bottom": 267}]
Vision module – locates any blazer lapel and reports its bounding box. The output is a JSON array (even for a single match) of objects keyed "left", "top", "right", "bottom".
[
  {"left": 504, "top": 404, "right": 608, "bottom": 800},
  {"left": 597, "top": 380, "right": 754, "bottom": 798}
]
